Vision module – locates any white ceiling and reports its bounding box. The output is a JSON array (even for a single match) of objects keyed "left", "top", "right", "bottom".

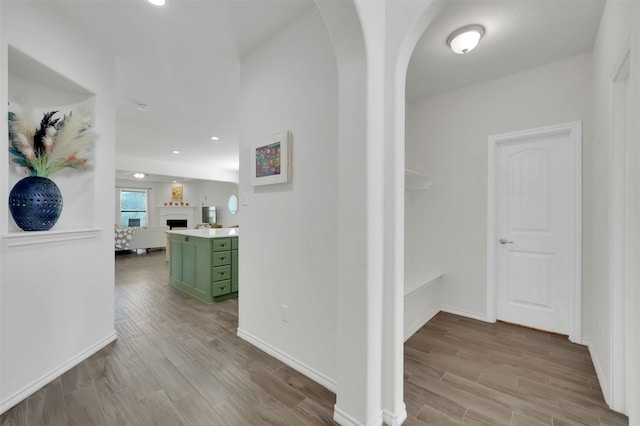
[
  {"left": 54, "top": 0, "right": 604, "bottom": 183},
  {"left": 57, "top": 0, "right": 313, "bottom": 183},
  {"left": 406, "top": 0, "right": 605, "bottom": 101}
]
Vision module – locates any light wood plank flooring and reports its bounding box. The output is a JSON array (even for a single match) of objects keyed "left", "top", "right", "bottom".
[
  {"left": 1, "top": 250, "right": 628, "bottom": 425},
  {"left": 403, "top": 313, "right": 628, "bottom": 426}
]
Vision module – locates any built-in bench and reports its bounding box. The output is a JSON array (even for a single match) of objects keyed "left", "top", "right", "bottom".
[{"left": 404, "top": 266, "right": 443, "bottom": 341}]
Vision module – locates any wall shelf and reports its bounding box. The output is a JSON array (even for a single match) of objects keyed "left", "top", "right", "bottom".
[
  {"left": 405, "top": 169, "right": 431, "bottom": 192},
  {"left": 2, "top": 228, "right": 102, "bottom": 247}
]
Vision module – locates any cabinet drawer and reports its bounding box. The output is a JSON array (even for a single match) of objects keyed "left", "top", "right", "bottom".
[
  {"left": 212, "top": 280, "right": 230, "bottom": 296},
  {"left": 212, "top": 239, "right": 231, "bottom": 252},
  {"left": 212, "top": 265, "right": 231, "bottom": 281},
  {"left": 212, "top": 252, "right": 231, "bottom": 266}
]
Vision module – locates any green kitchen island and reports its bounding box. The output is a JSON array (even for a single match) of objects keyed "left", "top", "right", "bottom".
[{"left": 167, "top": 228, "right": 238, "bottom": 303}]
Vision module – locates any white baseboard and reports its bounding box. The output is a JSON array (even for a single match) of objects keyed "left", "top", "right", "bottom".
[
  {"left": 439, "top": 305, "right": 488, "bottom": 322},
  {"left": 404, "top": 307, "right": 440, "bottom": 342},
  {"left": 236, "top": 328, "right": 337, "bottom": 393},
  {"left": 333, "top": 405, "right": 383, "bottom": 426},
  {"left": 0, "top": 330, "right": 117, "bottom": 415},
  {"left": 583, "top": 338, "right": 611, "bottom": 407},
  {"left": 382, "top": 403, "right": 407, "bottom": 426}
]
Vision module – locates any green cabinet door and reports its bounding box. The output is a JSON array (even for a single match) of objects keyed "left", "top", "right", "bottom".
[
  {"left": 181, "top": 241, "right": 196, "bottom": 288},
  {"left": 194, "top": 241, "right": 212, "bottom": 299},
  {"left": 169, "top": 236, "right": 183, "bottom": 284},
  {"left": 231, "top": 248, "right": 239, "bottom": 293},
  {"left": 169, "top": 235, "right": 214, "bottom": 303}
]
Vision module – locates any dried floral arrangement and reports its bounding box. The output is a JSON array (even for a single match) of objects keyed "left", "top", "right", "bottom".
[{"left": 8, "top": 107, "right": 95, "bottom": 178}]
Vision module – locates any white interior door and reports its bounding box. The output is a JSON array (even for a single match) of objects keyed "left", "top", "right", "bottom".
[{"left": 494, "top": 127, "right": 577, "bottom": 335}]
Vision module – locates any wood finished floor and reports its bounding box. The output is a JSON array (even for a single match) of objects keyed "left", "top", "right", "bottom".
[
  {"left": 403, "top": 314, "right": 628, "bottom": 426},
  {"left": 0, "top": 250, "right": 628, "bottom": 425}
]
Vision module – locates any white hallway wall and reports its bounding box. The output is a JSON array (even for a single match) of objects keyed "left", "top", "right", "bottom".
[
  {"left": 405, "top": 53, "right": 592, "bottom": 320},
  {"left": 0, "top": 1, "right": 116, "bottom": 413},
  {"left": 237, "top": 7, "right": 339, "bottom": 387},
  {"left": 588, "top": 0, "right": 636, "bottom": 412}
]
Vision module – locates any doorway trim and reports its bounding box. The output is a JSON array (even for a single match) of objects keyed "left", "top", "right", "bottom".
[{"left": 486, "top": 121, "right": 582, "bottom": 343}]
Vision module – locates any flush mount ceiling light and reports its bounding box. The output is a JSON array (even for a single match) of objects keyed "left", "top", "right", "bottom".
[
  {"left": 447, "top": 25, "right": 485, "bottom": 54},
  {"left": 210, "top": 136, "right": 219, "bottom": 141},
  {"left": 147, "top": 0, "right": 165, "bottom": 6},
  {"left": 171, "top": 150, "right": 180, "bottom": 154},
  {"left": 134, "top": 172, "right": 145, "bottom": 179}
]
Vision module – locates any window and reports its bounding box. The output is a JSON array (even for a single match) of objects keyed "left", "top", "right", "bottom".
[{"left": 120, "top": 189, "right": 147, "bottom": 227}]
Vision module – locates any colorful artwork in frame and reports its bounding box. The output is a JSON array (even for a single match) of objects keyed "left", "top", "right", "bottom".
[
  {"left": 255, "top": 142, "right": 281, "bottom": 177},
  {"left": 250, "top": 131, "right": 291, "bottom": 186},
  {"left": 171, "top": 183, "right": 183, "bottom": 201}
]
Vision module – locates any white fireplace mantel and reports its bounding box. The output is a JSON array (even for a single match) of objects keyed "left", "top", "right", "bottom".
[{"left": 158, "top": 206, "right": 199, "bottom": 229}]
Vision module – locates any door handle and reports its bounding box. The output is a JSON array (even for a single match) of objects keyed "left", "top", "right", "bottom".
[{"left": 499, "top": 238, "right": 514, "bottom": 245}]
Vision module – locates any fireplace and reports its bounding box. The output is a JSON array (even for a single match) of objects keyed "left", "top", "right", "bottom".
[
  {"left": 159, "top": 206, "right": 195, "bottom": 229},
  {"left": 167, "top": 219, "right": 188, "bottom": 229}
]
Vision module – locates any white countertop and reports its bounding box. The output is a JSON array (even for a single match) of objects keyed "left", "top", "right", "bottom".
[{"left": 166, "top": 228, "right": 239, "bottom": 238}]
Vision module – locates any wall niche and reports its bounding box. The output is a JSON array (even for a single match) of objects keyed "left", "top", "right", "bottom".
[{"left": 7, "top": 45, "right": 97, "bottom": 234}]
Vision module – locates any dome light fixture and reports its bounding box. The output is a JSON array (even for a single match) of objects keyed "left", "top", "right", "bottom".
[
  {"left": 134, "top": 172, "right": 145, "bottom": 179},
  {"left": 171, "top": 150, "right": 180, "bottom": 154},
  {"left": 211, "top": 136, "right": 219, "bottom": 141},
  {"left": 447, "top": 25, "right": 485, "bottom": 54},
  {"left": 147, "top": 0, "right": 165, "bottom": 6}
]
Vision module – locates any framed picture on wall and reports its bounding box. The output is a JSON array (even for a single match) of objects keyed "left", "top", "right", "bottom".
[
  {"left": 250, "top": 130, "right": 291, "bottom": 186},
  {"left": 171, "top": 183, "right": 183, "bottom": 200}
]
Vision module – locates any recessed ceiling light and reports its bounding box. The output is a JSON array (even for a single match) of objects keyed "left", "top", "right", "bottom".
[
  {"left": 137, "top": 103, "right": 150, "bottom": 111},
  {"left": 447, "top": 25, "right": 485, "bottom": 54},
  {"left": 134, "top": 172, "right": 145, "bottom": 179},
  {"left": 211, "top": 136, "right": 219, "bottom": 141},
  {"left": 171, "top": 150, "right": 180, "bottom": 154},
  {"left": 147, "top": 0, "right": 165, "bottom": 6}
]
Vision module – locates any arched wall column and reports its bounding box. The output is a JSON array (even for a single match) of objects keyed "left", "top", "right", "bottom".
[
  {"left": 314, "top": 1, "right": 380, "bottom": 424},
  {"left": 315, "top": 1, "right": 444, "bottom": 424},
  {"left": 379, "top": 3, "right": 446, "bottom": 424}
]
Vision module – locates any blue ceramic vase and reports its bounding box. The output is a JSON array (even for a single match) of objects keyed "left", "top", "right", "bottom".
[{"left": 8, "top": 176, "right": 63, "bottom": 231}]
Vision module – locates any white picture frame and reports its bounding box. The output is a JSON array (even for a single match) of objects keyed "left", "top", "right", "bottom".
[{"left": 250, "top": 130, "right": 291, "bottom": 186}]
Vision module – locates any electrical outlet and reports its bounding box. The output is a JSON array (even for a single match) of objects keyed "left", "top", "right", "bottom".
[{"left": 281, "top": 304, "right": 289, "bottom": 323}]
